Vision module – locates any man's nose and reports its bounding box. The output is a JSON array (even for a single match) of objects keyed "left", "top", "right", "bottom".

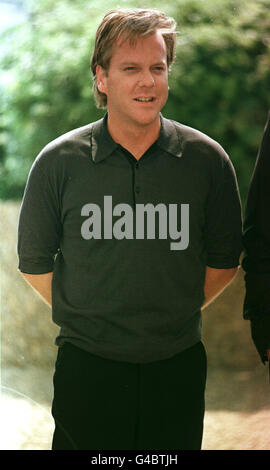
[{"left": 138, "top": 70, "right": 155, "bottom": 87}]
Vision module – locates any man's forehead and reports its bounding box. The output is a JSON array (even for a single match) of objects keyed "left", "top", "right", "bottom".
[{"left": 111, "top": 31, "right": 167, "bottom": 59}]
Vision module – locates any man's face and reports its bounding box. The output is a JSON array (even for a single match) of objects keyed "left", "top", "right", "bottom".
[{"left": 96, "top": 31, "right": 169, "bottom": 131}]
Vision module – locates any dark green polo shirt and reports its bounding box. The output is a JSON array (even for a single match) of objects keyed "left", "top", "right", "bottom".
[{"left": 17, "top": 113, "right": 242, "bottom": 363}]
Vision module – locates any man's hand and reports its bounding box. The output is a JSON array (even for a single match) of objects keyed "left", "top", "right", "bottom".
[
  {"left": 202, "top": 265, "right": 239, "bottom": 309},
  {"left": 20, "top": 271, "right": 53, "bottom": 307}
]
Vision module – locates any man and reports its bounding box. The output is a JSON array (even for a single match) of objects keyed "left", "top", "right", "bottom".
[
  {"left": 17, "top": 8, "right": 242, "bottom": 450},
  {"left": 242, "top": 111, "right": 270, "bottom": 366}
]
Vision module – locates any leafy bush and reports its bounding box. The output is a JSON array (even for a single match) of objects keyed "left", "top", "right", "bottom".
[{"left": 1, "top": 0, "right": 269, "bottom": 203}]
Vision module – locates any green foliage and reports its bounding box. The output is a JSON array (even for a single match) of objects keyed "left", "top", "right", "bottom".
[
  {"left": 166, "top": 0, "right": 270, "bottom": 202},
  {"left": 1, "top": 0, "right": 269, "bottom": 202}
]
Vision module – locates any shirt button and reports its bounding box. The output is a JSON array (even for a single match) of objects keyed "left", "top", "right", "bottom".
[
  {"left": 135, "top": 185, "right": 140, "bottom": 194},
  {"left": 135, "top": 162, "right": 139, "bottom": 169}
]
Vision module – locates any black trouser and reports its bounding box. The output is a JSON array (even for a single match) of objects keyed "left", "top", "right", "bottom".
[{"left": 51, "top": 341, "right": 207, "bottom": 450}]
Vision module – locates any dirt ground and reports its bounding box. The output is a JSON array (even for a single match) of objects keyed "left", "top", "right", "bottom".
[
  {"left": 1, "top": 362, "right": 270, "bottom": 451},
  {"left": 203, "top": 365, "right": 270, "bottom": 450}
]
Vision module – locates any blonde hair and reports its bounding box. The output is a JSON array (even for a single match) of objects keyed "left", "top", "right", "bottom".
[{"left": 90, "top": 8, "right": 177, "bottom": 108}]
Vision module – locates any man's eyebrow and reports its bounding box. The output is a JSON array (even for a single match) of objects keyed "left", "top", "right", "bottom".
[
  {"left": 120, "top": 62, "right": 139, "bottom": 66},
  {"left": 120, "top": 61, "right": 167, "bottom": 66}
]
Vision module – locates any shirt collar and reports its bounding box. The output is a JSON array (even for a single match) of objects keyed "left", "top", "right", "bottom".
[
  {"left": 90, "top": 113, "right": 182, "bottom": 163},
  {"left": 157, "top": 114, "right": 183, "bottom": 158},
  {"left": 90, "top": 113, "right": 118, "bottom": 163}
]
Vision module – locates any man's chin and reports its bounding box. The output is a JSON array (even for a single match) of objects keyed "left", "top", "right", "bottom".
[{"left": 131, "top": 111, "right": 161, "bottom": 128}]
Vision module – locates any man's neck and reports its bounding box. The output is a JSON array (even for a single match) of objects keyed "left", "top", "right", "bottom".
[{"left": 107, "top": 114, "right": 161, "bottom": 160}]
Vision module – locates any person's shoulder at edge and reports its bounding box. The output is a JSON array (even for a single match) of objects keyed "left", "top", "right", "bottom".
[
  {"left": 163, "top": 116, "right": 230, "bottom": 162},
  {"left": 33, "top": 118, "right": 103, "bottom": 169}
]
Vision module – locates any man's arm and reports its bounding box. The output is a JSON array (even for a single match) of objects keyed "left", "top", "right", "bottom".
[
  {"left": 20, "top": 267, "right": 239, "bottom": 311},
  {"left": 202, "top": 265, "right": 239, "bottom": 309},
  {"left": 242, "top": 110, "right": 270, "bottom": 364},
  {"left": 203, "top": 267, "right": 270, "bottom": 361},
  {"left": 20, "top": 272, "right": 53, "bottom": 307}
]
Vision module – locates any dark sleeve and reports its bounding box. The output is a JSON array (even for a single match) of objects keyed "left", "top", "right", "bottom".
[
  {"left": 242, "top": 110, "right": 270, "bottom": 319},
  {"left": 204, "top": 148, "right": 243, "bottom": 269},
  {"left": 17, "top": 152, "right": 62, "bottom": 274}
]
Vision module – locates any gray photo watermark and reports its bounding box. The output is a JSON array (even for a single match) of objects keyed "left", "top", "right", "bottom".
[{"left": 81, "top": 196, "right": 189, "bottom": 251}]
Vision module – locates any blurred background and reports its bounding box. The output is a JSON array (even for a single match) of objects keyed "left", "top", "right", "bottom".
[{"left": 1, "top": 0, "right": 270, "bottom": 450}]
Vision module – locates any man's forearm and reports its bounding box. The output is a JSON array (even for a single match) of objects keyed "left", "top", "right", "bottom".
[
  {"left": 20, "top": 271, "right": 53, "bottom": 307},
  {"left": 20, "top": 267, "right": 238, "bottom": 310},
  {"left": 202, "top": 265, "right": 239, "bottom": 309}
]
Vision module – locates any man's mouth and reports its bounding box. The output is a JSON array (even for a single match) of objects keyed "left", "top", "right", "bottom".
[{"left": 134, "top": 97, "right": 154, "bottom": 102}]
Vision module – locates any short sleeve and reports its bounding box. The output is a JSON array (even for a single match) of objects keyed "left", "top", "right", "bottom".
[
  {"left": 204, "top": 152, "right": 243, "bottom": 269},
  {"left": 17, "top": 154, "right": 62, "bottom": 274}
]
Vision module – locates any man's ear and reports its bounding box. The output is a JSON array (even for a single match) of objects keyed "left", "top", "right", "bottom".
[{"left": 96, "top": 65, "right": 107, "bottom": 95}]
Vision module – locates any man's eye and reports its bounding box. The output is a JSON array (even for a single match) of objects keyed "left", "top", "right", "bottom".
[{"left": 124, "top": 67, "right": 136, "bottom": 71}]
